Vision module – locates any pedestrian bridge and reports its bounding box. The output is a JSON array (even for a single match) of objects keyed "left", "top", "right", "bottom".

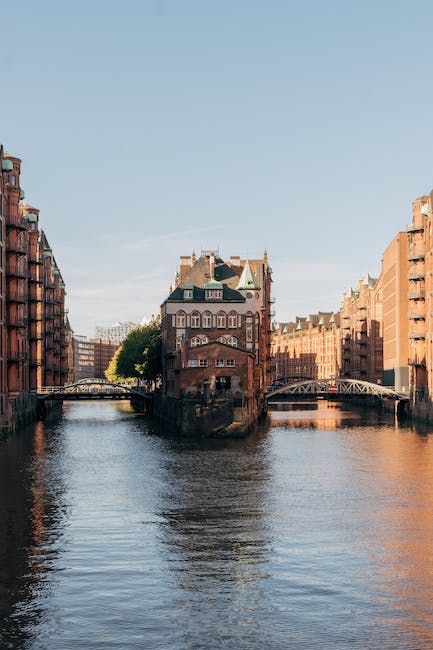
[
  {"left": 37, "top": 378, "right": 152, "bottom": 401},
  {"left": 265, "top": 378, "right": 409, "bottom": 401}
]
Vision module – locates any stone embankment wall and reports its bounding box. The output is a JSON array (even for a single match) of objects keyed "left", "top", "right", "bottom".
[{"left": 153, "top": 393, "right": 264, "bottom": 437}]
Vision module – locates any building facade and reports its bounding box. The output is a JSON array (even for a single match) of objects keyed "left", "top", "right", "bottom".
[
  {"left": 271, "top": 312, "right": 342, "bottom": 381},
  {"left": 90, "top": 338, "right": 119, "bottom": 378},
  {"left": 382, "top": 232, "right": 409, "bottom": 391},
  {"left": 73, "top": 336, "right": 95, "bottom": 381},
  {"left": 1, "top": 145, "right": 67, "bottom": 431},
  {"left": 160, "top": 251, "right": 272, "bottom": 433},
  {"left": 271, "top": 276, "right": 383, "bottom": 385}
]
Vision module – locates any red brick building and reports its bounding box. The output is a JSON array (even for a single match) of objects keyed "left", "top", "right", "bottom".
[
  {"left": 160, "top": 250, "right": 272, "bottom": 432},
  {"left": 0, "top": 145, "right": 67, "bottom": 431},
  {"left": 90, "top": 338, "right": 119, "bottom": 378}
]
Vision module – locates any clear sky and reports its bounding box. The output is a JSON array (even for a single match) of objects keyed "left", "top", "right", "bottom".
[{"left": 2, "top": 0, "right": 433, "bottom": 336}]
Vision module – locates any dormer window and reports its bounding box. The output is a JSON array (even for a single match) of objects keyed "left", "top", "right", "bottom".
[
  {"left": 205, "top": 289, "right": 222, "bottom": 300},
  {"left": 184, "top": 289, "right": 193, "bottom": 300}
]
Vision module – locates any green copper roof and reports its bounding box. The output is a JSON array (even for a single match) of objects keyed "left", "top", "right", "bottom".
[
  {"left": 236, "top": 260, "right": 259, "bottom": 290},
  {"left": 27, "top": 213, "right": 38, "bottom": 223},
  {"left": 19, "top": 189, "right": 25, "bottom": 200},
  {"left": 205, "top": 279, "right": 223, "bottom": 289},
  {"left": 1, "top": 159, "right": 13, "bottom": 172}
]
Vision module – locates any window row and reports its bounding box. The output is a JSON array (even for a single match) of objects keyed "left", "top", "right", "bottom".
[
  {"left": 188, "top": 359, "right": 236, "bottom": 368},
  {"left": 190, "top": 335, "right": 238, "bottom": 348},
  {"left": 175, "top": 311, "right": 241, "bottom": 329}
]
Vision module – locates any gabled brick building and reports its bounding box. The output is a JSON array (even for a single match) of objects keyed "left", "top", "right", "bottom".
[
  {"left": 159, "top": 250, "right": 272, "bottom": 434},
  {"left": 0, "top": 145, "right": 67, "bottom": 431}
]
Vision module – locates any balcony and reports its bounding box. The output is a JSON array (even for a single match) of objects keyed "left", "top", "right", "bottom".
[
  {"left": 6, "top": 214, "right": 28, "bottom": 230},
  {"left": 407, "top": 223, "right": 425, "bottom": 234},
  {"left": 6, "top": 261, "right": 27, "bottom": 278},
  {"left": 408, "top": 271, "right": 425, "bottom": 281},
  {"left": 7, "top": 312, "right": 27, "bottom": 328},
  {"left": 408, "top": 291, "right": 425, "bottom": 301},
  {"left": 408, "top": 357, "right": 426, "bottom": 368},
  {"left": 408, "top": 248, "right": 425, "bottom": 262},
  {"left": 408, "top": 332, "right": 426, "bottom": 339},
  {"left": 6, "top": 238, "right": 27, "bottom": 255},
  {"left": 409, "top": 311, "right": 426, "bottom": 320},
  {"left": 7, "top": 352, "right": 26, "bottom": 363},
  {"left": 7, "top": 287, "right": 27, "bottom": 303},
  {"left": 28, "top": 287, "right": 43, "bottom": 301}
]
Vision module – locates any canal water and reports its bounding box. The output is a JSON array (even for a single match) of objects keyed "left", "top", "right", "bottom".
[{"left": 1, "top": 401, "right": 433, "bottom": 649}]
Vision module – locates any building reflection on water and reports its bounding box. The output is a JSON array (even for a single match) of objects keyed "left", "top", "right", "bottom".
[
  {"left": 268, "top": 400, "right": 362, "bottom": 430},
  {"left": 0, "top": 422, "right": 67, "bottom": 649},
  {"left": 156, "top": 434, "right": 273, "bottom": 599}
]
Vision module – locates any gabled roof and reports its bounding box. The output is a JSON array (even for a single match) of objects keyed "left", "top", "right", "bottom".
[{"left": 236, "top": 260, "right": 259, "bottom": 290}]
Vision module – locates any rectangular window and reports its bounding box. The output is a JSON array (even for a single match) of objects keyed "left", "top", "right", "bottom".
[
  {"left": 183, "top": 289, "right": 193, "bottom": 299},
  {"left": 215, "top": 359, "right": 225, "bottom": 367},
  {"left": 191, "top": 314, "right": 200, "bottom": 328},
  {"left": 198, "top": 359, "right": 208, "bottom": 367},
  {"left": 188, "top": 359, "right": 198, "bottom": 367},
  {"left": 226, "top": 360, "right": 236, "bottom": 367}
]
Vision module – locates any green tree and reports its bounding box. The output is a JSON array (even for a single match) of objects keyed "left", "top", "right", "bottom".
[{"left": 105, "top": 321, "right": 162, "bottom": 385}]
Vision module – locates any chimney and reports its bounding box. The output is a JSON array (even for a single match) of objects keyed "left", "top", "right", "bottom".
[{"left": 179, "top": 255, "right": 191, "bottom": 281}]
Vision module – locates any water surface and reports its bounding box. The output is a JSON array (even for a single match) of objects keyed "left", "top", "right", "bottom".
[{"left": 1, "top": 401, "right": 433, "bottom": 648}]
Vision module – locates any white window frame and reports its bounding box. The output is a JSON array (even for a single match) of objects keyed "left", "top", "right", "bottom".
[
  {"left": 191, "top": 312, "right": 201, "bottom": 328},
  {"left": 227, "top": 336, "right": 238, "bottom": 347},
  {"left": 198, "top": 359, "right": 208, "bottom": 367},
  {"left": 228, "top": 312, "right": 237, "bottom": 328},
  {"left": 215, "top": 359, "right": 225, "bottom": 367},
  {"left": 217, "top": 312, "right": 226, "bottom": 328},
  {"left": 202, "top": 312, "right": 212, "bottom": 328},
  {"left": 226, "top": 359, "right": 236, "bottom": 367},
  {"left": 176, "top": 311, "right": 186, "bottom": 327}
]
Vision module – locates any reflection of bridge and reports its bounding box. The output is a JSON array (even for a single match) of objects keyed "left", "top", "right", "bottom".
[
  {"left": 37, "top": 379, "right": 152, "bottom": 401},
  {"left": 266, "top": 378, "right": 409, "bottom": 401}
]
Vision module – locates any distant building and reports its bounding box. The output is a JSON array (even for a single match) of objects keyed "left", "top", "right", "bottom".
[
  {"left": 73, "top": 336, "right": 94, "bottom": 381},
  {"left": 271, "top": 275, "right": 383, "bottom": 385},
  {"left": 90, "top": 338, "right": 119, "bottom": 378},
  {"left": 95, "top": 321, "right": 137, "bottom": 344}
]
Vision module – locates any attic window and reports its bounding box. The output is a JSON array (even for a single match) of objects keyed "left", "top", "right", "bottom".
[
  {"left": 183, "top": 289, "right": 193, "bottom": 300},
  {"left": 205, "top": 289, "right": 222, "bottom": 300}
]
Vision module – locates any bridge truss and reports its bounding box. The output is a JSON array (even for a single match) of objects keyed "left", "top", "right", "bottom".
[
  {"left": 38, "top": 378, "right": 151, "bottom": 400},
  {"left": 266, "top": 378, "right": 408, "bottom": 401}
]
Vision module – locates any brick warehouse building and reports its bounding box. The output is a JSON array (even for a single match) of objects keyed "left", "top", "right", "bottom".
[
  {"left": 159, "top": 250, "right": 272, "bottom": 435},
  {"left": 0, "top": 145, "right": 67, "bottom": 431}
]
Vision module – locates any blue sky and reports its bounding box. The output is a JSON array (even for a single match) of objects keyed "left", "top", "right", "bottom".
[{"left": 2, "top": 0, "right": 433, "bottom": 336}]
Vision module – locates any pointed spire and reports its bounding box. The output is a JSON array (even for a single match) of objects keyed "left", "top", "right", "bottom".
[
  {"left": 318, "top": 316, "right": 325, "bottom": 326},
  {"left": 263, "top": 249, "right": 268, "bottom": 266},
  {"left": 191, "top": 250, "right": 196, "bottom": 265},
  {"left": 236, "top": 260, "right": 259, "bottom": 290}
]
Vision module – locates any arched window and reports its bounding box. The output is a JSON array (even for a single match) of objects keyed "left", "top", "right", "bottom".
[
  {"left": 226, "top": 336, "right": 238, "bottom": 347},
  {"left": 217, "top": 311, "right": 226, "bottom": 328},
  {"left": 228, "top": 311, "right": 237, "bottom": 328},
  {"left": 176, "top": 311, "right": 186, "bottom": 328},
  {"left": 217, "top": 336, "right": 227, "bottom": 345},
  {"left": 202, "top": 311, "right": 212, "bottom": 328},
  {"left": 191, "top": 311, "right": 200, "bottom": 328},
  {"left": 191, "top": 335, "right": 208, "bottom": 347}
]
